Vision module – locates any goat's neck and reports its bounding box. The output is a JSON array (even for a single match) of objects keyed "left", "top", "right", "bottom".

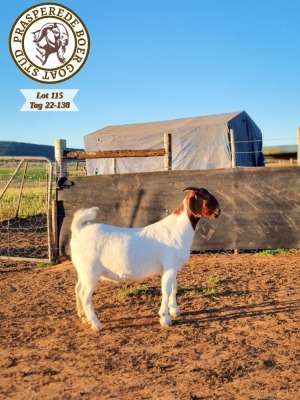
[
  {"left": 173, "top": 199, "right": 201, "bottom": 231},
  {"left": 143, "top": 199, "right": 199, "bottom": 248},
  {"left": 166, "top": 199, "right": 200, "bottom": 246}
]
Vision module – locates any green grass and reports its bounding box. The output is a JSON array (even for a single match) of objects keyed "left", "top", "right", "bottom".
[
  {"left": 37, "top": 262, "right": 55, "bottom": 268},
  {"left": 119, "top": 276, "right": 221, "bottom": 300},
  {"left": 119, "top": 283, "right": 151, "bottom": 297},
  {"left": 207, "top": 276, "right": 220, "bottom": 285},
  {"left": 178, "top": 276, "right": 220, "bottom": 299},
  {"left": 0, "top": 160, "right": 84, "bottom": 221},
  {"left": 0, "top": 165, "right": 50, "bottom": 184},
  {"left": 202, "top": 287, "right": 218, "bottom": 298},
  {"left": 0, "top": 163, "right": 85, "bottom": 183},
  {"left": 67, "top": 163, "right": 86, "bottom": 175},
  {"left": 255, "top": 248, "right": 298, "bottom": 256},
  {"left": 0, "top": 163, "right": 52, "bottom": 220},
  {"left": 0, "top": 187, "right": 50, "bottom": 220}
]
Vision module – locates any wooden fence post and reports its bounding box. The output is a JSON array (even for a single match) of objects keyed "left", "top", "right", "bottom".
[
  {"left": 112, "top": 158, "right": 117, "bottom": 174},
  {"left": 164, "top": 133, "right": 172, "bottom": 171},
  {"left": 229, "top": 129, "right": 239, "bottom": 255},
  {"left": 51, "top": 199, "right": 58, "bottom": 262},
  {"left": 54, "top": 139, "right": 67, "bottom": 180},
  {"left": 230, "top": 129, "right": 236, "bottom": 168}
]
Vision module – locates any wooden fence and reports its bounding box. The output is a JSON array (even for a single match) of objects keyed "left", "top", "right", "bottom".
[
  {"left": 54, "top": 133, "right": 172, "bottom": 180},
  {"left": 56, "top": 167, "right": 300, "bottom": 257}
]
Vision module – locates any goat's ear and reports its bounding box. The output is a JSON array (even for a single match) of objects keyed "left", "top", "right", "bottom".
[
  {"left": 183, "top": 187, "right": 201, "bottom": 193},
  {"left": 183, "top": 187, "right": 210, "bottom": 201},
  {"left": 187, "top": 192, "right": 203, "bottom": 216},
  {"left": 197, "top": 188, "right": 210, "bottom": 200}
]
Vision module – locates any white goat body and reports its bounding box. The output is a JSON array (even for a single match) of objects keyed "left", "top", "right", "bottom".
[{"left": 70, "top": 188, "right": 220, "bottom": 331}]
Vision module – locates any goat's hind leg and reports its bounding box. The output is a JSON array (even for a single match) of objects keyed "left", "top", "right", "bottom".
[
  {"left": 80, "top": 269, "right": 103, "bottom": 332},
  {"left": 75, "top": 279, "right": 88, "bottom": 325}
]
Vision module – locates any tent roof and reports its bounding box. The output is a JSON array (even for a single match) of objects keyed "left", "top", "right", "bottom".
[
  {"left": 83, "top": 111, "right": 264, "bottom": 173},
  {"left": 85, "top": 111, "right": 242, "bottom": 138}
]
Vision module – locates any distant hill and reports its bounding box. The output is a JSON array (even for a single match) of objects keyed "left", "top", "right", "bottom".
[
  {"left": 0, "top": 141, "right": 55, "bottom": 161},
  {"left": 0, "top": 142, "right": 83, "bottom": 162},
  {"left": 263, "top": 145, "right": 297, "bottom": 158}
]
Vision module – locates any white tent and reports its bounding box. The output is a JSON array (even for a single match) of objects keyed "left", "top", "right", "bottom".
[{"left": 84, "top": 111, "right": 264, "bottom": 175}]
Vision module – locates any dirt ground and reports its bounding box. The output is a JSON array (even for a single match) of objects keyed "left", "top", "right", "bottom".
[{"left": 0, "top": 253, "right": 299, "bottom": 400}]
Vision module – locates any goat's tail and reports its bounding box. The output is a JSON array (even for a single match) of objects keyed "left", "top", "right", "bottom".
[{"left": 71, "top": 207, "right": 99, "bottom": 237}]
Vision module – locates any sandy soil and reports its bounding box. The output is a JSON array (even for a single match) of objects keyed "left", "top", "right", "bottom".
[{"left": 0, "top": 253, "right": 299, "bottom": 400}]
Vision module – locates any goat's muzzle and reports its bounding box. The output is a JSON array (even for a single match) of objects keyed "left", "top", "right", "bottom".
[
  {"left": 205, "top": 196, "right": 221, "bottom": 220},
  {"left": 210, "top": 208, "right": 221, "bottom": 219}
]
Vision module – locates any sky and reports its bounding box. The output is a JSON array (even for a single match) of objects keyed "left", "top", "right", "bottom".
[{"left": 1, "top": 0, "right": 300, "bottom": 149}]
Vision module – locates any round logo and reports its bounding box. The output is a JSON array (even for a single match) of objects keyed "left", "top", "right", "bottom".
[{"left": 9, "top": 3, "right": 90, "bottom": 84}]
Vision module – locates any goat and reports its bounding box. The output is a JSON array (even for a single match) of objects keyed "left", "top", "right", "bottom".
[{"left": 70, "top": 187, "right": 221, "bottom": 331}]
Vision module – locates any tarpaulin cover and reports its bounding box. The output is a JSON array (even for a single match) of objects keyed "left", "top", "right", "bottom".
[{"left": 84, "top": 111, "right": 264, "bottom": 175}]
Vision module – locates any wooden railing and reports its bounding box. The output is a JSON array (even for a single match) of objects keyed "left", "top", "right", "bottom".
[{"left": 54, "top": 133, "right": 172, "bottom": 180}]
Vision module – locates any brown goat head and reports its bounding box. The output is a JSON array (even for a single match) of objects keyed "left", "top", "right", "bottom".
[{"left": 183, "top": 187, "right": 221, "bottom": 229}]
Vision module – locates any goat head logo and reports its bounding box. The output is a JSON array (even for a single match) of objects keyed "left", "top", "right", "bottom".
[
  {"left": 32, "top": 23, "right": 69, "bottom": 66},
  {"left": 9, "top": 3, "right": 90, "bottom": 84}
]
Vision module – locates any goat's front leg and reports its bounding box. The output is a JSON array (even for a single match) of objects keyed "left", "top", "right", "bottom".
[
  {"left": 159, "top": 269, "right": 177, "bottom": 327},
  {"left": 168, "top": 277, "right": 181, "bottom": 318}
]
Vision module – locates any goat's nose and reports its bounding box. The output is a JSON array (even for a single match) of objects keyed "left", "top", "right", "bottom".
[{"left": 214, "top": 208, "right": 221, "bottom": 218}]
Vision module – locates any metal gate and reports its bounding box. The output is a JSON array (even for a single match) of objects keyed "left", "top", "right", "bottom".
[{"left": 0, "top": 157, "right": 54, "bottom": 263}]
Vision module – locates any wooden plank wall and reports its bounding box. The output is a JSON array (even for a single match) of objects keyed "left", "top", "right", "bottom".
[{"left": 57, "top": 167, "right": 300, "bottom": 256}]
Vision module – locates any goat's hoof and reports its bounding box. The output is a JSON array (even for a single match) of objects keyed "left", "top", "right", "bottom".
[
  {"left": 169, "top": 308, "right": 181, "bottom": 318},
  {"left": 91, "top": 325, "right": 102, "bottom": 332},
  {"left": 81, "top": 316, "right": 89, "bottom": 325},
  {"left": 160, "top": 316, "right": 173, "bottom": 327},
  {"left": 91, "top": 321, "right": 103, "bottom": 332}
]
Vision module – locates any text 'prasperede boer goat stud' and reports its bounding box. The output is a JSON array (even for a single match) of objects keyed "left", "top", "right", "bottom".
[{"left": 70, "top": 187, "right": 221, "bottom": 331}]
